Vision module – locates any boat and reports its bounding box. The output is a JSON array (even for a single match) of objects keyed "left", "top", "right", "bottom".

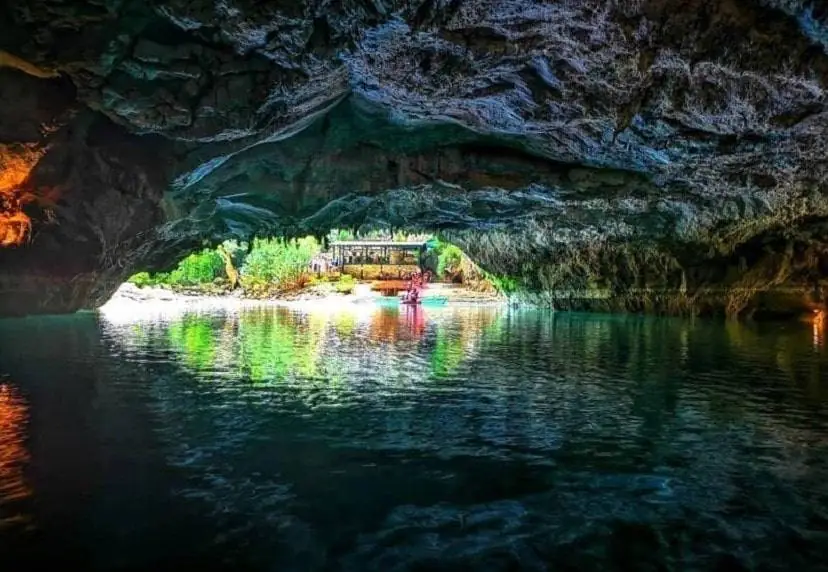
[
  {"left": 373, "top": 296, "right": 449, "bottom": 307},
  {"left": 401, "top": 296, "right": 448, "bottom": 306}
]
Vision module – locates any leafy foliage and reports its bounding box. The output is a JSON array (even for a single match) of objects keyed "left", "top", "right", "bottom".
[
  {"left": 126, "top": 234, "right": 498, "bottom": 299},
  {"left": 127, "top": 237, "right": 321, "bottom": 293},
  {"left": 483, "top": 272, "right": 520, "bottom": 295},
  {"left": 241, "top": 236, "right": 320, "bottom": 284},
  {"left": 166, "top": 248, "right": 225, "bottom": 285},
  {"left": 335, "top": 274, "right": 356, "bottom": 294},
  {"left": 128, "top": 271, "right": 154, "bottom": 287},
  {"left": 326, "top": 227, "right": 431, "bottom": 244},
  {"left": 127, "top": 249, "right": 224, "bottom": 287},
  {"left": 437, "top": 244, "right": 464, "bottom": 277},
  {"left": 329, "top": 228, "right": 355, "bottom": 242}
]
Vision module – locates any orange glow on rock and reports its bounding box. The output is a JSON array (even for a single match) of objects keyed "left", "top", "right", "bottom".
[
  {"left": 0, "top": 210, "right": 31, "bottom": 247},
  {"left": 0, "top": 144, "right": 43, "bottom": 247}
]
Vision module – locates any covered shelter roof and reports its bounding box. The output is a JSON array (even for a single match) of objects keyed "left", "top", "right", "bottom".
[{"left": 330, "top": 240, "right": 426, "bottom": 249}]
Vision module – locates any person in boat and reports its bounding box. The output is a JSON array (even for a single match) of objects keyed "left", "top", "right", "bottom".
[{"left": 402, "top": 271, "right": 423, "bottom": 304}]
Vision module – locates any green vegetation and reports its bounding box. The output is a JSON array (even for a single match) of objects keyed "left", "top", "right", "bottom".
[
  {"left": 483, "top": 272, "right": 520, "bottom": 295},
  {"left": 242, "top": 237, "right": 320, "bottom": 284},
  {"left": 326, "top": 228, "right": 425, "bottom": 243},
  {"left": 167, "top": 248, "right": 225, "bottom": 285},
  {"left": 424, "top": 238, "right": 503, "bottom": 295},
  {"left": 128, "top": 237, "right": 321, "bottom": 296},
  {"left": 436, "top": 243, "right": 464, "bottom": 278},
  {"left": 335, "top": 274, "right": 356, "bottom": 294},
  {"left": 330, "top": 229, "right": 355, "bottom": 242},
  {"left": 419, "top": 238, "right": 459, "bottom": 278},
  {"left": 127, "top": 247, "right": 225, "bottom": 288},
  {"left": 128, "top": 271, "right": 154, "bottom": 288},
  {"left": 125, "top": 230, "right": 503, "bottom": 299},
  {"left": 239, "top": 237, "right": 320, "bottom": 297}
]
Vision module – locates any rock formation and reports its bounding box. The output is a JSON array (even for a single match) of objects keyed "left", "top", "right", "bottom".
[{"left": 1, "top": 0, "right": 828, "bottom": 316}]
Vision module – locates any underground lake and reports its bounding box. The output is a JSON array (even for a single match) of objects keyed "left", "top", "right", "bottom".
[
  {"left": 1, "top": 305, "right": 827, "bottom": 570},
  {"left": 4, "top": 0, "right": 828, "bottom": 568}
]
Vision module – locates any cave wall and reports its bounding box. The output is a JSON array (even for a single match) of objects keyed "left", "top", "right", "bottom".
[
  {"left": 451, "top": 218, "right": 828, "bottom": 317},
  {"left": 2, "top": 1, "right": 828, "bottom": 316}
]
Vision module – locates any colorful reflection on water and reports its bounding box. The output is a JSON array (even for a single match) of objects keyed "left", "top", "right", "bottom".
[
  {"left": 110, "top": 305, "right": 505, "bottom": 384},
  {"left": 0, "top": 381, "right": 30, "bottom": 531},
  {"left": 813, "top": 311, "right": 826, "bottom": 351},
  {"left": 1, "top": 307, "right": 828, "bottom": 570}
]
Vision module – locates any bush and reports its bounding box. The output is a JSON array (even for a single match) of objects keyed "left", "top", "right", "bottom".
[
  {"left": 126, "top": 236, "right": 322, "bottom": 294},
  {"left": 153, "top": 272, "right": 170, "bottom": 285},
  {"left": 240, "top": 276, "right": 271, "bottom": 298},
  {"left": 437, "top": 244, "right": 464, "bottom": 277},
  {"left": 307, "top": 275, "right": 331, "bottom": 287},
  {"left": 128, "top": 272, "right": 154, "bottom": 288},
  {"left": 485, "top": 273, "right": 520, "bottom": 295},
  {"left": 335, "top": 274, "right": 356, "bottom": 294},
  {"left": 241, "top": 236, "right": 320, "bottom": 286},
  {"left": 164, "top": 248, "right": 225, "bottom": 286}
]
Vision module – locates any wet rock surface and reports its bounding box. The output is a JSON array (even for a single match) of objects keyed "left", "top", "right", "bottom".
[{"left": 2, "top": 0, "right": 828, "bottom": 315}]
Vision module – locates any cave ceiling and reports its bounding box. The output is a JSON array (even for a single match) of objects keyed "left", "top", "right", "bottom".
[{"left": 1, "top": 0, "right": 828, "bottom": 314}]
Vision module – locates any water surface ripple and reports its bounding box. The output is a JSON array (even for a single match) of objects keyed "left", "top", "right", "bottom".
[{"left": 0, "top": 305, "right": 827, "bottom": 570}]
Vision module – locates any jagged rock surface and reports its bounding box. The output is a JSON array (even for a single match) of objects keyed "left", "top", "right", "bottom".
[{"left": 2, "top": 0, "right": 828, "bottom": 316}]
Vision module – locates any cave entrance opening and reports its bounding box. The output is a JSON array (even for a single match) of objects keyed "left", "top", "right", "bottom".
[{"left": 112, "top": 229, "right": 501, "bottom": 305}]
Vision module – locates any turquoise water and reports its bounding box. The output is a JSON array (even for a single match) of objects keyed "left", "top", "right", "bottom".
[{"left": 1, "top": 305, "right": 827, "bottom": 570}]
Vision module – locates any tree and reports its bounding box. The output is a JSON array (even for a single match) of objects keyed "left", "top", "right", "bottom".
[{"left": 217, "top": 241, "right": 241, "bottom": 289}]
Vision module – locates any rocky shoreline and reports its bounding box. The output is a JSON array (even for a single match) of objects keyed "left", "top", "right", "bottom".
[{"left": 101, "top": 282, "right": 505, "bottom": 311}]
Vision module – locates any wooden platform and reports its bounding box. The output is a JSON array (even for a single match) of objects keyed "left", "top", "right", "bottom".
[
  {"left": 371, "top": 280, "right": 410, "bottom": 295},
  {"left": 343, "top": 264, "right": 419, "bottom": 280}
]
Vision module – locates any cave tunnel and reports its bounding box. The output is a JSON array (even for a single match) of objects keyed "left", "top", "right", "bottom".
[
  {"left": 3, "top": 2, "right": 828, "bottom": 571},
  {"left": 1, "top": 0, "right": 828, "bottom": 320}
]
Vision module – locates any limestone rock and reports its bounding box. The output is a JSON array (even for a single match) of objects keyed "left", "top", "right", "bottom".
[{"left": 1, "top": 0, "right": 828, "bottom": 316}]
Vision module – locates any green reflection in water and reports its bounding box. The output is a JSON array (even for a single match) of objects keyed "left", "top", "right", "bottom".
[
  {"left": 234, "top": 309, "right": 326, "bottom": 382},
  {"left": 167, "top": 315, "right": 217, "bottom": 371},
  {"left": 114, "top": 306, "right": 828, "bottom": 409},
  {"left": 152, "top": 306, "right": 506, "bottom": 385},
  {"left": 430, "top": 329, "right": 465, "bottom": 378}
]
